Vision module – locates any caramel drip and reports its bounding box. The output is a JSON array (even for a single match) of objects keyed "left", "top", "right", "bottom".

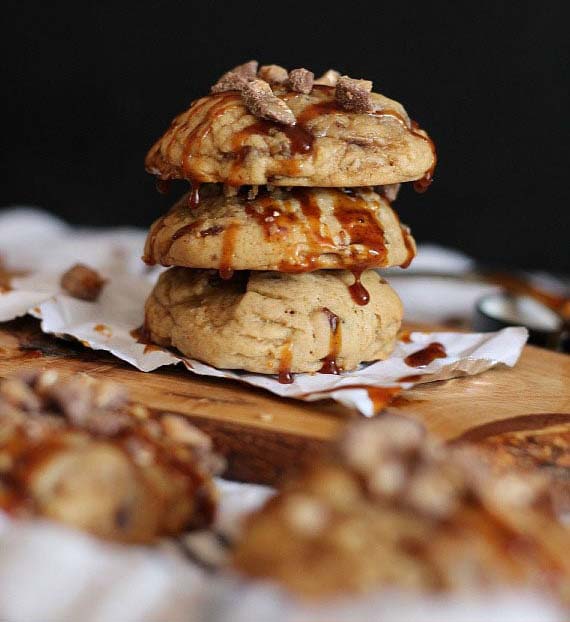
[
  {"left": 278, "top": 341, "right": 294, "bottom": 384},
  {"left": 334, "top": 191, "right": 387, "bottom": 305},
  {"left": 243, "top": 188, "right": 386, "bottom": 297},
  {"left": 219, "top": 223, "right": 239, "bottom": 279},
  {"left": 245, "top": 189, "right": 334, "bottom": 272},
  {"left": 180, "top": 93, "right": 242, "bottom": 181},
  {"left": 187, "top": 182, "right": 201, "bottom": 208},
  {"left": 227, "top": 120, "right": 313, "bottom": 186},
  {"left": 404, "top": 342, "right": 447, "bottom": 368},
  {"left": 348, "top": 268, "right": 370, "bottom": 306},
  {"left": 130, "top": 324, "right": 163, "bottom": 354},
  {"left": 293, "top": 188, "right": 333, "bottom": 246},
  {"left": 333, "top": 192, "right": 387, "bottom": 263},
  {"left": 319, "top": 307, "right": 342, "bottom": 374},
  {"left": 161, "top": 96, "right": 213, "bottom": 171},
  {"left": 244, "top": 195, "right": 298, "bottom": 241}
]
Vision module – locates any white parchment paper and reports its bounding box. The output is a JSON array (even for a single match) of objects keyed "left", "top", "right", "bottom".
[{"left": 0, "top": 208, "right": 527, "bottom": 416}]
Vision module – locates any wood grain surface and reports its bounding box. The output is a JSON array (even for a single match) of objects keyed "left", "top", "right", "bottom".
[{"left": 1, "top": 317, "right": 569, "bottom": 485}]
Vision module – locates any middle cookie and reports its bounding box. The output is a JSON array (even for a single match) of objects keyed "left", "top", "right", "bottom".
[{"left": 143, "top": 186, "right": 415, "bottom": 273}]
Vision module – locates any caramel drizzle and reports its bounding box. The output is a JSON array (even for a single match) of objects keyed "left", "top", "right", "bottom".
[
  {"left": 219, "top": 223, "right": 239, "bottom": 279},
  {"left": 278, "top": 341, "right": 294, "bottom": 384},
  {"left": 295, "top": 93, "right": 436, "bottom": 193},
  {"left": 188, "top": 182, "right": 201, "bottom": 208},
  {"left": 227, "top": 120, "right": 313, "bottom": 186},
  {"left": 319, "top": 307, "right": 342, "bottom": 374},
  {"left": 176, "top": 93, "right": 242, "bottom": 207},
  {"left": 243, "top": 188, "right": 386, "bottom": 305}
]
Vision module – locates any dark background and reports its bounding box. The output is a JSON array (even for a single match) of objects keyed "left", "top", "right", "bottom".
[{"left": 2, "top": 2, "right": 569, "bottom": 272}]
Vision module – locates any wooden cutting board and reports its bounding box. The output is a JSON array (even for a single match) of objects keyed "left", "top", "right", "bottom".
[{"left": 1, "top": 317, "right": 569, "bottom": 485}]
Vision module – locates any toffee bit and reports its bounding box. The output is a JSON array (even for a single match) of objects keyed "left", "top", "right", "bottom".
[
  {"left": 258, "top": 64, "right": 289, "bottom": 85},
  {"left": 288, "top": 68, "right": 314, "bottom": 94},
  {"left": 228, "top": 60, "right": 259, "bottom": 80},
  {"left": 211, "top": 73, "right": 248, "bottom": 94},
  {"left": 241, "top": 79, "right": 296, "bottom": 126},
  {"left": 314, "top": 69, "right": 340, "bottom": 86},
  {"left": 335, "top": 75, "right": 374, "bottom": 113},
  {"left": 60, "top": 263, "right": 106, "bottom": 302},
  {"left": 211, "top": 60, "right": 259, "bottom": 93}
]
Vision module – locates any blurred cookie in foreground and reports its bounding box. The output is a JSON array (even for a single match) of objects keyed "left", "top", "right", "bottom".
[
  {"left": 0, "top": 371, "right": 223, "bottom": 543},
  {"left": 233, "top": 415, "right": 570, "bottom": 600},
  {"left": 453, "top": 416, "right": 570, "bottom": 518}
]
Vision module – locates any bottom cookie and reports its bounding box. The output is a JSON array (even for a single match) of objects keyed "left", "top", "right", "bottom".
[{"left": 144, "top": 268, "right": 403, "bottom": 376}]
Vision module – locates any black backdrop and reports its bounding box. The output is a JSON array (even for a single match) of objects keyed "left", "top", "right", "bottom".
[{"left": 2, "top": 1, "right": 569, "bottom": 272}]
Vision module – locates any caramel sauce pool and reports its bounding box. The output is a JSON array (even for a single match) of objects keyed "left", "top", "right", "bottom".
[{"left": 404, "top": 342, "right": 447, "bottom": 368}]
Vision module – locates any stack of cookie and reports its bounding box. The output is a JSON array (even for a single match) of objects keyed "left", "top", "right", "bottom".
[{"left": 142, "top": 61, "right": 435, "bottom": 381}]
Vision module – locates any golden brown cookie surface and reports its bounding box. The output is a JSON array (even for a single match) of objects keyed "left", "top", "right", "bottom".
[
  {"left": 145, "top": 85, "right": 435, "bottom": 188},
  {"left": 144, "top": 268, "right": 403, "bottom": 375},
  {"left": 143, "top": 187, "right": 415, "bottom": 272}
]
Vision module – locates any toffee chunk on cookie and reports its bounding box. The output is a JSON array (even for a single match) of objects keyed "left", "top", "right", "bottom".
[{"left": 233, "top": 416, "right": 570, "bottom": 599}]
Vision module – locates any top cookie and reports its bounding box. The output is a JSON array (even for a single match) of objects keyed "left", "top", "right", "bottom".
[{"left": 145, "top": 62, "right": 436, "bottom": 188}]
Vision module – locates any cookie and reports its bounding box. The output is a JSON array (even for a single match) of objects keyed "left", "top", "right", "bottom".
[
  {"left": 143, "top": 187, "right": 415, "bottom": 272},
  {"left": 233, "top": 416, "right": 570, "bottom": 599},
  {"left": 145, "top": 84, "right": 435, "bottom": 188},
  {"left": 144, "top": 268, "right": 403, "bottom": 375},
  {"left": 453, "top": 418, "right": 570, "bottom": 517},
  {"left": 0, "top": 371, "right": 223, "bottom": 543}
]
